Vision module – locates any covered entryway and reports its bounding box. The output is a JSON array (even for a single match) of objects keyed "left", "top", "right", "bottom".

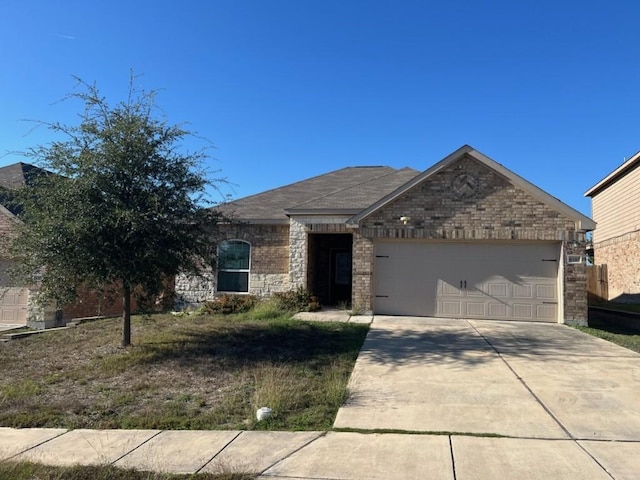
[
  {"left": 308, "top": 233, "right": 353, "bottom": 306},
  {"left": 374, "top": 241, "right": 560, "bottom": 322}
]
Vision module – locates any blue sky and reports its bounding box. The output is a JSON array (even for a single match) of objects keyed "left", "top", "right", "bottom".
[{"left": 1, "top": 1, "right": 639, "bottom": 216}]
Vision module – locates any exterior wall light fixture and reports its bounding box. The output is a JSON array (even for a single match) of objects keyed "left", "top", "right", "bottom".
[{"left": 400, "top": 216, "right": 411, "bottom": 225}]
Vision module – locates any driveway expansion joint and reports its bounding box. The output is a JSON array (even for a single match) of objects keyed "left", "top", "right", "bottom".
[
  {"left": 465, "top": 319, "right": 575, "bottom": 440},
  {"left": 448, "top": 435, "right": 458, "bottom": 480},
  {"left": 574, "top": 440, "right": 616, "bottom": 480}
]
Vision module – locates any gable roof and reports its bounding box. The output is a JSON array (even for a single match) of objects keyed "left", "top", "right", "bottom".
[
  {"left": 0, "top": 162, "right": 51, "bottom": 216},
  {"left": 0, "top": 162, "right": 49, "bottom": 190},
  {"left": 347, "top": 145, "right": 597, "bottom": 231},
  {"left": 218, "top": 166, "right": 420, "bottom": 223},
  {"left": 584, "top": 150, "right": 640, "bottom": 198}
]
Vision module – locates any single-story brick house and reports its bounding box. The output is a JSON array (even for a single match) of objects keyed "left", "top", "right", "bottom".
[
  {"left": 585, "top": 150, "right": 640, "bottom": 302},
  {"left": 177, "top": 145, "right": 595, "bottom": 324}
]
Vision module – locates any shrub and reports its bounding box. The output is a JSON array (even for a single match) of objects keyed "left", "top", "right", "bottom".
[
  {"left": 203, "top": 294, "right": 257, "bottom": 315},
  {"left": 246, "top": 299, "right": 288, "bottom": 321},
  {"left": 273, "top": 287, "right": 320, "bottom": 313}
]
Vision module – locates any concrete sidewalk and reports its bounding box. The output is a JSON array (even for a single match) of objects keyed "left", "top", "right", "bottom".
[{"left": 2, "top": 427, "right": 639, "bottom": 479}]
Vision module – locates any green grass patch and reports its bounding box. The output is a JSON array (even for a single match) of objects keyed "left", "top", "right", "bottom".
[
  {"left": 576, "top": 325, "right": 640, "bottom": 354},
  {"left": 1, "top": 379, "right": 44, "bottom": 400},
  {"left": 0, "top": 313, "right": 368, "bottom": 430},
  {"left": 0, "top": 461, "right": 255, "bottom": 480}
]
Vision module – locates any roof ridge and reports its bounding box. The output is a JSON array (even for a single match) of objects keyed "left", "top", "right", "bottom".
[{"left": 288, "top": 167, "right": 418, "bottom": 210}]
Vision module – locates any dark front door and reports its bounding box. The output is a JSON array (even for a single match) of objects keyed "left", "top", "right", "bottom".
[{"left": 331, "top": 249, "right": 352, "bottom": 305}]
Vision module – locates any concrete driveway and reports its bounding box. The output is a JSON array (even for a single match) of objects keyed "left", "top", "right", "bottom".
[
  {"left": 335, "top": 316, "right": 640, "bottom": 440},
  {"left": 301, "top": 316, "right": 640, "bottom": 480}
]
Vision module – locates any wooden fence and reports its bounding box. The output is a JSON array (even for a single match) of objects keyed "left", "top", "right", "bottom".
[{"left": 587, "top": 264, "right": 608, "bottom": 303}]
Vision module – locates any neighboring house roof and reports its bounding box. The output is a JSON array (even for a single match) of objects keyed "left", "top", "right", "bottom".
[
  {"left": 584, "top": 150, "right": 640, "bottom": 198},
  {"left": 0, "top": 162, "right": 48, "bottom": 190},
  {"left": 0, "top": 162, "right": 50, "bottom": 216},
  {"left": 218, "top": 166, "right": 420, "bottom": 223},
  {"left": 348, "top": 145, "right": 596, "bottom": 230}
]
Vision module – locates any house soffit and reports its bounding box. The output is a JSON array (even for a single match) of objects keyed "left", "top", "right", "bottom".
[
  {"left": 584, "top": 150, "right": 640, "bottom": 198},
  {"left": 347, "top": 144, "right": 597, "bottom": 231}
]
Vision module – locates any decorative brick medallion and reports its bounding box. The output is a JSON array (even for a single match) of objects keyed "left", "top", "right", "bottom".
[{"left": 452, "top": 172, "right": 478, "bottom": 198}]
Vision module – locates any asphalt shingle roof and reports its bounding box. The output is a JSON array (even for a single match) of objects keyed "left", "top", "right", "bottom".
[
  {"left": 218, "top": 166, "right": 420, "bottom": 221},
  {"left": 0, "top": 162, "right": 48, "bottom": 190},
  {"left": 0, "top": 162, "right": 50, "bottom": 216}
]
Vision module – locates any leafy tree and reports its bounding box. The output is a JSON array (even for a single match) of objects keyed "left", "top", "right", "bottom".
[{"left": 11, "top": 75, "right": 223, "bottom": 346}]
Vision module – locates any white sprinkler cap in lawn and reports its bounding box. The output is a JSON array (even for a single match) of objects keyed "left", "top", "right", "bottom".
[{"left": 256, "top": 407, "right": 273, "bottom": 421}]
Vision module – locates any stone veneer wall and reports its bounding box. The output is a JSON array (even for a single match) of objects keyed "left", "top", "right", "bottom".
[
  {"left": 289, "top": 218, "right": 307, "bottom": 289},
  {"left": 352, "top": 155, "right": 589, "bottom": 324},
  {"left": 175, "top": 224, "right": 291, "bottom": 306},
  {"left": 593, "top": 230, "right": 640, "bottom": 301},
  {"left": 175, "top": 271, "right": 216, "bottom": 306},
  {"left": 289, "top": 216, "right": 353, "bottom": 289}
]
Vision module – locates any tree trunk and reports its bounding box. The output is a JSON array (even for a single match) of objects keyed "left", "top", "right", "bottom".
[{"left": 122, "top": 281, "right": 132, "bottom": 347}]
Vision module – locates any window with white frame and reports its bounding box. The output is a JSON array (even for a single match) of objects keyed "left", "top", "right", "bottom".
[{"left": 217, "top": 240, "right": 250, "bottom": 293}]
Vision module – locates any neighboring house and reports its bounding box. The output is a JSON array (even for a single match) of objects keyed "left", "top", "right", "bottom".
[
  {"left": 0, "top": 203, "right": 28, "bottom": 324},
  {"left": 177, "top": 145, "right": 595, "bottom": 325},
  {"left": 0, "top": 162, "right": 156, "bottom": 328},
  {"left": 0, "top": 162, "right": 48, "bottom": 325},
  {"left": 585, "top": 150, "right": 640, "bottom": 302}
]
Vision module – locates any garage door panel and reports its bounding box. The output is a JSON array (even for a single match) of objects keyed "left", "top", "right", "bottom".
[
  {"left": 489, "top": 303, "right": 508, "bottom": 317},
  {"left": 513, "top": 284, "right": 532, "bottom": 299},
  {"left": 439, "top": 281, "right": 462, "bottom": 296},
  {"left": 536, "top": 284, "right": 556, "bottom": 300},
  {"left": 513, "top": 303, "right": 533, "bottom": 319},
  {"left": 487, "top": 282, "right": 509, "bottom": 297},
  {"left": 537, "top": 304, "right": 557, "bottom": 320},
  {"left": 0, "top": 287, "right": 29, "bottom": 325},
  {"left": 466, "top": 302, "right": 486, "bottom": 316},
  {"left": 439, "top": 301, "right": 461, "bottom": 316},
  {"left": 465, "top": 284, "right": 485, "bottom": 297},
  {"left": 374, "top": 241, "right": 560, "bottom": 322}
]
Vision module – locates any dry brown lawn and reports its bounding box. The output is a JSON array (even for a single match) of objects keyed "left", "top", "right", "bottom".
[{"left": 0, "top": 313, "right": 368, "bottom": 430}]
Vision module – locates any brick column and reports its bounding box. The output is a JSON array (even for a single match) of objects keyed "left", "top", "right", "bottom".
[
  {"left": 352, "top": 232, "right": 374, "bottom": 312},
  {"left": 563, "top": 240, "right": 589, "bottom": 326}
]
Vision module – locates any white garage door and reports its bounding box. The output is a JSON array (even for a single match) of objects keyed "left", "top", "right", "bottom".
[
  {"left": 0, "top": 287, "right": 29, "bottom": 325},
  {"left": 374, "top": 241, "right": 560, "bottom": 322}
]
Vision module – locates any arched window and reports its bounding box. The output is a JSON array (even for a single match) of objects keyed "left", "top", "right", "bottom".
[{"left": 217, "top": 240, "right": 250, "bottom": 293}]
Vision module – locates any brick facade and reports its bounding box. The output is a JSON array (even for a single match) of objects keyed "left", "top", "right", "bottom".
[
  {"left": 174, "top": 224, "right": 291, "bottom": 305},
  {"left": 352, "top": 155, "right": 589, "bottom": 324},
  {"left": 180, "top": 150, "right": 591, "bottom": 325},
  {"left": 352, "top": 233, "right": 374, "bottom": 311},
  {"left": 593, "top": 231, "right": 640, "bottom": 301},
  {"left": 60, "top": 288, "right": 129, "bottom": 321},
  {"left": 26, "top": 283, "right": 172, "bottom": 329}
]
